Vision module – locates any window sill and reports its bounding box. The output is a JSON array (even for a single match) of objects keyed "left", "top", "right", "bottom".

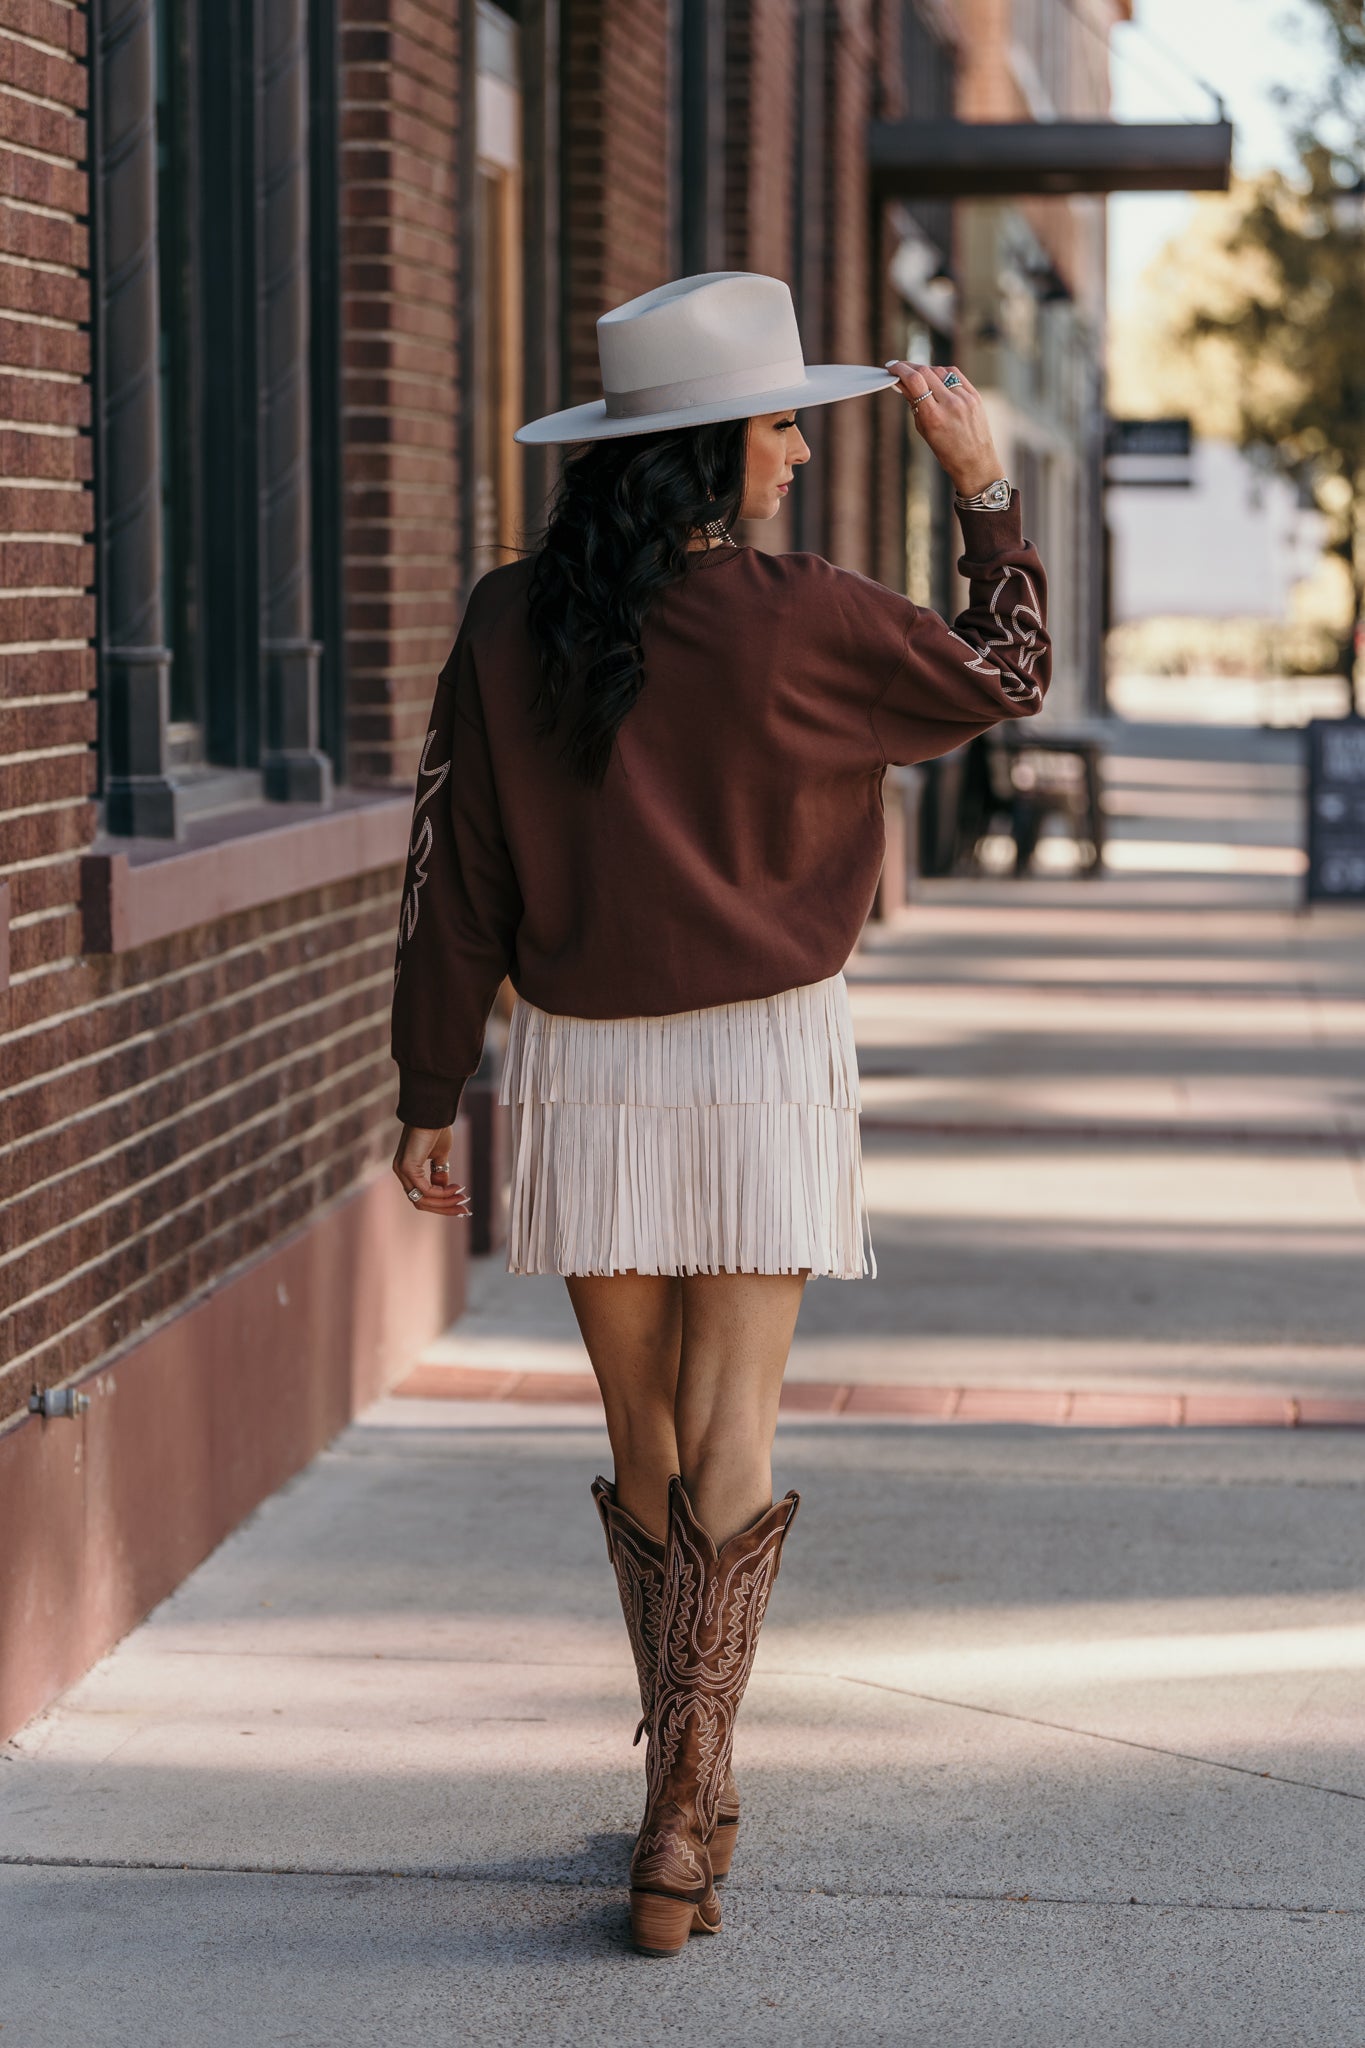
[{"left": 80, "top": 787, "right": 413, "bottom": 954}]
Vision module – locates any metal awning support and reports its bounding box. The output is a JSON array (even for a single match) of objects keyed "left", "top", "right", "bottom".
[{"left": 869, "top": 119, "right": 1234, "bottom": 197}]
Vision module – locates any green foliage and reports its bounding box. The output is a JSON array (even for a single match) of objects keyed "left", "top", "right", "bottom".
[
  {"left": 1168, "top": 0, "right": 1365, "bottom": 694},
  {"left": 1181, "top": 154, "right": 1365, "bottom": 496},
  {"left": 1284, "top": 0, "right": 1365, "bottom": 150},
  {"left": 1107, "top": 613, "right": 1343, "bottom": 681}
]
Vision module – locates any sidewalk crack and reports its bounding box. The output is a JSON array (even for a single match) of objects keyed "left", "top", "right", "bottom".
[
  {"left": 824, "top": 1671, "right": 1365, "bottom": 1802},
  {"left": 0, "top": 1854, "right": 1359, "bottom": 1917}
]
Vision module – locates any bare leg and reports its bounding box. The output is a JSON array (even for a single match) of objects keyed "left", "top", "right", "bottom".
[
  {"left": 567, "top": 1267, "right": 809, "bottom": 1544},
  {"left": 675, "top": 1271, "right": 809, "bottom": 1543},
  {"left": 565, "top": 1270, "right": 681, "bottom": 1540}
]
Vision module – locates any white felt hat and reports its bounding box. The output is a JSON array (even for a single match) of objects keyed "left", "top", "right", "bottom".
[{"left": 514, "top": 270, "right": 897, "bottom": 444}]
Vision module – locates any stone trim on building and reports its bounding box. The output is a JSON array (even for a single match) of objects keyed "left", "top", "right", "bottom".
[{"left": 78, "top": 790, "right": 411, "bottom": 953}]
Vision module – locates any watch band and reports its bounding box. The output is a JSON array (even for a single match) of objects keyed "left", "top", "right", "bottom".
[{"left": 953, "top": 477, "right": 1012, "bottom": 511}]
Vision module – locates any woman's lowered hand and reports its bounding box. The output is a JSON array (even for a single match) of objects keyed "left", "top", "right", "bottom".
[{"left": 393, "top": 1123, "right": 473, "bottom": 1217}]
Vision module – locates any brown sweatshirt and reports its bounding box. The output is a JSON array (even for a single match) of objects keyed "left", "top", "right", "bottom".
[{"left": 391, "top": 492, "right": 1049, "bottom": 1127}]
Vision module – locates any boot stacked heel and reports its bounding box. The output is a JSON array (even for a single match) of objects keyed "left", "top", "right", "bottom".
[
  {"left": 629, "top": 1889, "right": 718, "bottom": 1957},
  {"left": 709, "top": 1815, "right": 738, "bottom": 1879}
]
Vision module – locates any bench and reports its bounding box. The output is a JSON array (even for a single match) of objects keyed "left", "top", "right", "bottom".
[{"left": 976, "top": 727, "right": 1107, "bottom": 876}]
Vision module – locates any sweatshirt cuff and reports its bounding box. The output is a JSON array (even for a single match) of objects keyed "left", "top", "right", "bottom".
[
  {"left": 395, "top": 1065, "right": 466, "bottom": 1129},
  {"left": 955, "top": 488, "right": 1024, "bottom": 559}
]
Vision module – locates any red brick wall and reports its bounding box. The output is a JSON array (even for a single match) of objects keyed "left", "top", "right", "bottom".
[
  {"left": 954, "top": 0, "right": 1017, "bottom": 120},
  {"left": 0, "top": 1, "right": 454, "bottom": 1433},
  {"left": 724, "top": 0, "right": 796, "bottom": 280},
  {"left": 1, "top": 873, "right": 408, "bottom": 1427},
  {"left": 0, "top": 0, "right": 94, "bottom": 984},
  {"left": 340, "top": 0, "right": 462, "bottom": 786},
  {"left": 0, "top": 0, "right": 97, "bottom": 1424},
  {"left": 562, "top": 0, "right": 671, "bottom": 406}
]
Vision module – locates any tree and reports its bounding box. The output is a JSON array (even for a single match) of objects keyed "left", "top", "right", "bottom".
[
  {"left": 1107, "top": 180, "right": 1301, "bottom": 443},
  {"left": 1171, "top": 1, "right": 1365, "bottom": 708}
]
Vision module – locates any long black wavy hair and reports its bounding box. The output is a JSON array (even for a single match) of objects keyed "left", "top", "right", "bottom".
[{"left": 525, "top": 418, "right": 749, "bottom": 787}]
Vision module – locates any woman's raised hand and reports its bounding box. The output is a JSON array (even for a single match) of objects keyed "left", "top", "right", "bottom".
[{"left": 885, "top": 361, "right": 1005, "bottom": 501}]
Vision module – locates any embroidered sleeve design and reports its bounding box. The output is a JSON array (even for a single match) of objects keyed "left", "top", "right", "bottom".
[
  {"left": 950, "top": 561, "right": 1047, "bottom": 704},
  {"left": 866, "top": 520, "right": 1052, "bottom": 768},
  {"left": 393, "top": 723, "right": 451, "bottom": 990}
]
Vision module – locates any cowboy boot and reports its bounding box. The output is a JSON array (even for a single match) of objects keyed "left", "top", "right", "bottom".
[
  {"left": 628, "top": 1474, "right": 800, "bottom": 1957},
  {"left": 591, "top": 1476, "right": 743, "bottom": 1878}
]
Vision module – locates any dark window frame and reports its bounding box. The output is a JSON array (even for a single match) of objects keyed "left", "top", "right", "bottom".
[
  {"left": 91, "top": 0, "right": 345, "bottom": 837},
  {"left": 197, "top": 0, "right": 260, "bottom": 779},
  {"left": 155, "top": 0, "right": 205, "bottom": 756},
  {"left": 309, "top": 0, "right": 346, "bottom": 782}
]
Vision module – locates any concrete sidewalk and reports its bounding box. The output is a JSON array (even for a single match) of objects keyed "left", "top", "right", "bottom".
[
  {"left": 3, "top": 719, "right": 1363, "bottom": 2044},
  {"left": 3, "top": 1405, "right": 1362, "bottom": 2045}
]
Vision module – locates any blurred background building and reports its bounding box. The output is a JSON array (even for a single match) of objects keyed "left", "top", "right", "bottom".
[{"left": 0, "top": 0, "right": 1231, "bottom": 1738}]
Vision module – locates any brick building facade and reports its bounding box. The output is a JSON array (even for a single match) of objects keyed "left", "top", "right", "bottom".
[{"left": 2, "top": 0, "right": 1123, "bottom": 1738}]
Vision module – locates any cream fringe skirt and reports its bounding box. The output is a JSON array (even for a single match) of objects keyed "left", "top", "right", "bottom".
[{"left": 498, "top": 971, "right": 877, "bottom": 1280}]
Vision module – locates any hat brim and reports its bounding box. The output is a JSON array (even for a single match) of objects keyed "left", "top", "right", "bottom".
[{"left": 513, "top": 363, "right": 899, "bottom": 445}]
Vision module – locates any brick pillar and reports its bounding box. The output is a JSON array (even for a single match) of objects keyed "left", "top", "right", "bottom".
[
  {"left": 561, "top": 0, "right": 671, "bottom": 406},
  {"left": 790, "top": 0, "right": 829, "bottom": 556},
  {"left": 340, "top": 1, "right": 462, "bottom": 786},
  {"left": 723, "top": 0, "right": 796, "bottom": 279},
  {"left": 823, "top": 0, "right": 877, "bottom": 574},
  {"left": 717, "top": 0, "right": 798, "bottom": 552}
]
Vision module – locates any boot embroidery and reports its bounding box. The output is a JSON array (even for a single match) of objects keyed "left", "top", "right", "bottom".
[
  {"left": 610, "top": 1526, "right": 662, "bottom": 1721},
  {"left": 631, "top": 1479, "right": 799, "bottom": 1902}
]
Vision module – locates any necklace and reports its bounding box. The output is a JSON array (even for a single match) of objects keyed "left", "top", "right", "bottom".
[{"left": 703, "top": 519, "right": 739, "bottom": 550}]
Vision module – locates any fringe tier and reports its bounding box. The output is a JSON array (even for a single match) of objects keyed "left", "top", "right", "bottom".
[{"left": 498, "top": 972, "right": 877, "bottom": 1279}]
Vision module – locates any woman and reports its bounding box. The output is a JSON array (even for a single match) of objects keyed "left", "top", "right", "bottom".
[{"left": 389, "top": 271, "right": 1049, "bottom": 1956}]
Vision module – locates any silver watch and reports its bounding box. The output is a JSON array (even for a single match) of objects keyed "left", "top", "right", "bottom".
[{"left": 954, "top": 477, "right": 1012, "bottom": 511}]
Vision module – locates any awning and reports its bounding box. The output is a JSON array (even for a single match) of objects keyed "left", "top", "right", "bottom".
[{"left": 869, "top": 119, "right": 1234, "bottom": 197}]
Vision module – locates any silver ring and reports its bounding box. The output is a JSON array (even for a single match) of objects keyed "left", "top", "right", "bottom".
[
  {"left": 942, "top": 372, "right": 962, "bottom": 388},
  {"left": 909, "top": 389, "right": 935, "bottom": 409},
  {"left": 406, "top": 1187, "right": 423, "bottom": 1205}
]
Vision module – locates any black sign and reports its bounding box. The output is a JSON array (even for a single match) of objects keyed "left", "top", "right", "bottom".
[
  {"left": 1105, "top": 417, "right": 1192, "bottom": 459},
  {"left": 1306, "top": 716, "right": 1365, "bottom": 902}
]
